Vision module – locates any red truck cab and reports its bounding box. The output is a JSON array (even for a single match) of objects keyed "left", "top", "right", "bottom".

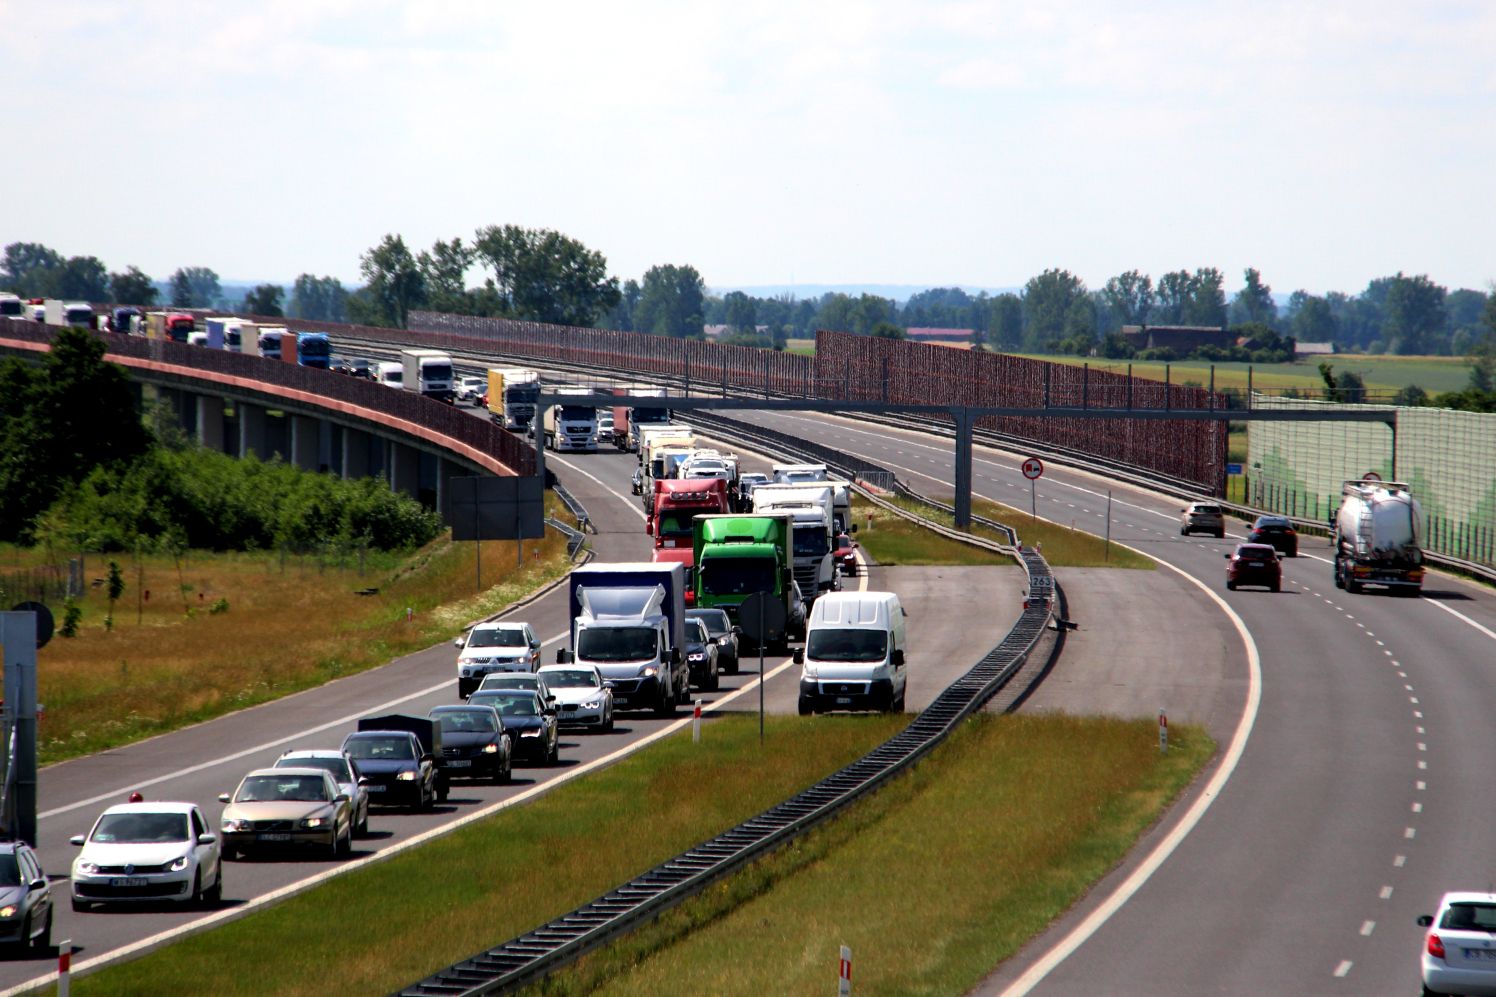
[{"left": 647, "top": 478, "right": 730, "bottom": 549}]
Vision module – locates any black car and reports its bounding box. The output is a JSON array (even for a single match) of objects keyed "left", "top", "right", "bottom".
[
  {"left": 478, "top": 690, "right": 559, "bottom": 766},
  {"left": 683, "top": 618, "right": 720, "bottom": 691},
  {"left": 1248, "top": 515, "right": 1298, "bottom": 557},
  {"left": 429, "top": 705, "right": 512, "bottom": 784},
  {"left": 340, "top": 730, "right": 439, "bottom": 810},
  {"left": 686, "top": 607, "right": 739, "bottom": 674},
  {"left": 0, "top": 840, "right": 51, "bottom": 952}
]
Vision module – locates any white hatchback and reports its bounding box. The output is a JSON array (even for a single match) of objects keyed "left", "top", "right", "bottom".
[
  {"left": 70, "top": 802, "right": 222, "bottom": 911},
  {"left": 1419, "top": 892, "right": 1496, "bottom": 996}
]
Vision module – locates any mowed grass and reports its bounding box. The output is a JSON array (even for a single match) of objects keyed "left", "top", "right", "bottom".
[
  {"left": 27, "top": 495, "right": 576, "bottom": 765},
  {"left": 532, "top": 713, "right": 1213, "bottom": 996},
  {"left": 73, "top": 713, "right": 909, "bottom": 996},
  {"left": 852, "top": 496, "right": 1014, "bottom": 567}
]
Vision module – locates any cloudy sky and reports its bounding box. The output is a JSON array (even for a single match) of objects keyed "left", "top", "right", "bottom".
[{"left": 7, "top": 1, "right": 1494, "bottom": 297}]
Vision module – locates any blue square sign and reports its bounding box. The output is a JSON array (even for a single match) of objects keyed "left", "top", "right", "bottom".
[{"left": 1226, "top": 463, "right": 1243, "bottom": 475}]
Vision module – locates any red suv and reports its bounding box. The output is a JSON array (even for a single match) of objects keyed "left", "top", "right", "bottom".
[{"left": 1225, "top": 543, "right": 1282, "bottom": 592}]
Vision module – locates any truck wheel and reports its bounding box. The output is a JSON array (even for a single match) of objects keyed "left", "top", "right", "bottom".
[
  {"left": 1225, "top": 581, "right": 1236, "bottom": 591},
  {"left": 797, "top": 697, "right": 813, "bottom": 716}
]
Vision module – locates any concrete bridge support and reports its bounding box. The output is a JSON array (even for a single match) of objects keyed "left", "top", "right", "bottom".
[
  {"left": 290, "top": 415, "right": 321, "bottom": 472},
  {"left": 341, "top": 427, "right": 373, "bottom": 479},
  {"left": 389, "top": 441, "right": 421, "bottom": 499},
  {"left": 239, "top": 402, "right": 270, "bottom": 460},
  {"left": 196, "top": 395, "right": 226, "bottom": 453}
]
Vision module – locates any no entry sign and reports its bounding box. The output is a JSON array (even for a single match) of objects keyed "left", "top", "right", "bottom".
[{"left": 1022, "top": 457, "right": 1044, "bottom": 480}]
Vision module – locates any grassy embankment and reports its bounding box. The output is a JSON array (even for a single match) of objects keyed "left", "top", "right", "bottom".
[
  {"left": 76, "top": 713, "right": 1212, "bottom": 997},
  {"left": 16, "top": 494, "right": 576, "bottom": 765}
]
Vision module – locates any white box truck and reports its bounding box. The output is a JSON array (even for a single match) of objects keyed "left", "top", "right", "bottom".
[
  {"left": 400, "top": 348, "right": 455, "bottom": 402},
  {"left": 751, "top": 482, "right": 838, "bottom": 607}
]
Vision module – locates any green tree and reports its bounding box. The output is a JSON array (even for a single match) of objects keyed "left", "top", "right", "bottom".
[
  {"left": 1102, "top": 270, "right": 1153, "bottom": 327},
  {"left": 723, "top": 291, "right": 756, "bottom": 333},
  {"left": 1182, "top": 267, "right": 1227, "bottom": 327},
  {"left": 989, "top": 293, "right": 1023, "bottom": 349},
  {"left": 357, "top": 234, "right": 425, "bottom": 328},
  {"left": 1230, "top": 267, "right": 1277, "bottom": 326},
  {"left": 288, "top": 275, "right": 348, "bottom": 322},
  {"left": 1022, "top": 269, "right": 1087, "bottom": 348},
  {"left": 635, "top": 264, "right": 706, "bottom": 338},
  {"left": 2, "top": 242, "right": 64, "bottom": 297},
  {"left": 243, "top": 284, "right": 284, "bottom": 317},
  {"left": 1383, "top": 272, "right": 1446, "bottom": 355},
  {"left": 869, "top": 321, "right": 907, "bottom": 340},
  {"left": 472, "top": 225, "right": 620, "bottom": 327},
  {"left": 1289, "top": 292, "right": 1336, "bottom": 343},
  {"left": 169, "top": 266, "right": 221, "bottom": 308},
  {"left": 1469, "top": 294, "right": 1496, "bottom": 392},
  {"left": 109, "top": 265, "right": 158, "bottom": 307},
  {"left": 418, "top": 238, "right": 474, "bottom": 314},
  {"left": 56, "top": 256, "right": 110, "bottom": 301},
  {"left": 851, "top": 294, "right": 898, "bottom": 335},
  {"left": 0, "top": 327, "right": 151, "bottom": 541}
]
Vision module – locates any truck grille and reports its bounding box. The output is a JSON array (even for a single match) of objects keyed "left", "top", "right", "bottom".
[{"left": 793, "top": 564, "right": 819, "bottom": 595}]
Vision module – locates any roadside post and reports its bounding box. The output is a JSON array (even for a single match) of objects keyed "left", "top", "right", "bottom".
[
  {"left": 839, "top": 945, "right": 852, "bottom": 996},
  {"left": 1022, "top": 457, "right": 1044, "bottom": 521},
  {"left": 57, "top": 939, "right": 72, "bottom": 997},
  {"left": 1105, "top": 490, "right": 1112, "bottom": 562},
  {"left": 1159, "top": 708, "right": 1168, "bottom": 753},
  {"left": 692, "top": 699, "right": 702, "bottom": 744}
]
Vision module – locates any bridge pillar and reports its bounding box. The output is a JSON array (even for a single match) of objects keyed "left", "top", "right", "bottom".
[
  {"left": 341, "top": 427, "right": 372, "bottom": 479},
  {"left": 952, "top": 407, "right": 974, "bottom": 530},
  {"left": 435, "top": 458, "right": 463, "bottom": 525},
  {"left": 389, "top": 442, "right": 421, "bottom": 499},
  {"left": 290, "top": 415, "right": 320, "bottom": 472},
  {"left": 196, "top": 395, "right": 226, "bottom": 452},
  {"left": 239, "top": 403, "right": 270, "bottom": 460}
]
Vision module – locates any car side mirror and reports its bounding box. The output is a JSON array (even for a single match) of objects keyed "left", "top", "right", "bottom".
[
  {"left": 28, "top": 879, "right": 45, "bottom": 892},
  {"left": 1223, "top": 553, "right": 1231, "bottom": 560},
  {"left": 557, "top": 648, "right": 574, "bottom": 664},
  {"left": 892, "top": 649, "right": 905, "bottom": 666},
  {"left": 645, "top": 519, "right": 654, "bottom": 536},
  {"left": 792, "top": 649, "right": 804, "bottom": 664},
  {"left": 218, "top": 793, "right": 231, "bottom": 803},
  {"left": 671, "top": 648, "right": 683, "bottom": 665},
  {"left": 357, "top": 777, "right": 370, "bottom": 787},
  {"left": 420, "top": 753, "right": 435, "bottom": 763},
  {"left": 452, "top": 637, "right": 464, "bottom": 648},
  {"left": 334, "top": 793, "right": 350, "bottom": 803},
  {"left": 732, "top": 625, "right": 743, "bottom": 636},
  {"left": 1417, "top": 914, "right": 1434, "bottom": 927},
  {"left": 69, "top": 835, "right": 85, "bottom": 847},
  {"left": 197, "top": 833, "right": 217, "bottom": 845}
]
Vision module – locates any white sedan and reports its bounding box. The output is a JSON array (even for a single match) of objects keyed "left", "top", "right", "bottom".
[
  {"left": 1419, "top": 892, "right": 1496, "bottom": 996},
  {"left": 455, "top": 376, "right": 487, "bottom": 404},
  {"left": 70, "top": 802, "right": 222, "bottom": 911},
  {"left": 536, "top": 664, "right": 614, "bottom": 732}
]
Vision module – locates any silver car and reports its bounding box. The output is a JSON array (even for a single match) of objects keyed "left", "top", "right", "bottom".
[
  {"left": 0, "top": 841, "right": 52, "bottom": 951},
  {"left": 1180, "top": 501, "right": 1225, "bottom": 538},
  {"left": 1419, "top": 892, "right": 1496, "bottom": 996}
]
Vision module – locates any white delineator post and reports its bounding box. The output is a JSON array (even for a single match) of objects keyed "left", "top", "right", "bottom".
[
  {"left": 839, "top": 945, "right": 852, "bottom": 995},
  {"left": 1159, "top": 708, "right": 1168, "bottom": 753},
  {"left": 692, "top": 698, "right": 702, "bottom": 743},
  {"left": 58, "top": 939, "right": 72, "bottom": 997}
]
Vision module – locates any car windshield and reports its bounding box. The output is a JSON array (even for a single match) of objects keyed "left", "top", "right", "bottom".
[
  {"left": 1441, "top": 903, "right": 1496, "bottom": 931},
  {"left": 277, "top": 756, "right": 351, "bottom": 782},
  {"left": 0, "top": 855, "right": 21, "bottom": 886},
  {"left": 480, "top": 676, "right": 537, "bottom": 691},
  {"left": 236, "top": 775, "right": 329, "bottom": 803},
  {"left": 467, "top": 628, "right": 528, "bottom": 648},
  {"left": 345, "top": 736, "right": 415, "bottom": 761},
  {"left": 807, "top": 629, "right": 888, "bottom": 662},
  {"left": 688, "top": 611, "right": 730, "bottom": 638},
  {"left": 577, "top": 626, "right": 657, "bottom": 662},
  {"left": 92, "top": 812, "right": 190, "bottom": 843},
  {"left": 686, "top": 620, "right": 708, "bottom": 643},
  {"left": 1237, "top": 548, "right": 1275, "bottom": 562},
  {"left": 657, "top": 511, "right": 702, "bottom": 538},
  {"left": 793, "top": 527, "right": 829, "bottom": 558},
  {"left": 700, "top": 559, "right": 776, "bottom": 596},
  {"left": 434, "top": 711, "right": 499, "bottom": 733},
  {"left": 542, "top": 669, "right": 598, "bottom": 689},
  {"left": 1192, "top": 506, "right": 1222, "bottom": 515},
  {"left": 478, "top": 693, "right": 539, "bottom": 716},
  {"left": 559, "top": 404, "right": 594, "bottom": 420}
]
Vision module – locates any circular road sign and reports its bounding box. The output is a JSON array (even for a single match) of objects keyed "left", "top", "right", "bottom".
[
  {"left": 10, "top": 601, "right": 54, "bottom": 648},
  {"left": 1362, "top": 471, "right": 1383, "bottom": 482},
  {"left": 1021, "top": 457, "right": 1044, "bottom": 481},
  {"left": 737, "top": 591, "right": 787, "bottom": 646}
]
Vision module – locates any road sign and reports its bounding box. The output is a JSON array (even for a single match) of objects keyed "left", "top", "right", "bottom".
[
  {"left": 1021, "top": 457, "right": 1044, "bottom": 480},
  {"left": 1226, "top": 462, "right": 1243, "bottom": 475},
  {"left": 10, "top": 602, "right": 52, "bottom": 649},
  {"left": 1362, "top": 471, "right": 1382, "bottom": 482},
  {"left": 737, "top": 592, "right": 786, "bottom": 645}
]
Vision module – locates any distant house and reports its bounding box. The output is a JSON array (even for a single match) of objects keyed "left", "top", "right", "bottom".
[
  {"left": 1294, "top": 341, "right": 1334, "bottom": 357},
  {"left": 1120, "top": 324, "right": 1234, "bottom": 353},
  {"left": 703, "top": 324, "right": 730, "bottom": 340},
  {"left": 906, "top": 327, "right": 975, "bottom": 344}
]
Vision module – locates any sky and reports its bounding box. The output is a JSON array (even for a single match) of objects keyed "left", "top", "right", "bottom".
[{"left": 6, "top": 1, "right": 1495, "bottom": 298}]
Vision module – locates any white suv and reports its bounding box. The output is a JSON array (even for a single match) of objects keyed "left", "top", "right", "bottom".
[
  {"left": 454, "top": 621, "right": 542, "bottom": 698},
  {"left": 1180, "top": 501, "right": 1226, "bottom": 539}
]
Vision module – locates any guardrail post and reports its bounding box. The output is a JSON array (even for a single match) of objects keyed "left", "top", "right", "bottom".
[{"left": 953, "top": 407, "right": 974, "bottom": 529}]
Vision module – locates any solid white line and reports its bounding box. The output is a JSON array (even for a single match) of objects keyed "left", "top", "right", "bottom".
[
  {"left": 1000, "top": 545, "right": 1262, "bottom": 995},
  {"left": 1424, "top": 597, "right": 1496, "bottom": 644},
  {"left": 10, "top": 656, "right": 801, "bottom": 993},
  {"left": 545, "top": 452, "right": 647, "bottom": 522}
]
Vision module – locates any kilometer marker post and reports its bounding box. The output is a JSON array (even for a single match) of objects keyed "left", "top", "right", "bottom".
[{"left": 1159, "top": 708, "right": 1168, "bottom": 753}]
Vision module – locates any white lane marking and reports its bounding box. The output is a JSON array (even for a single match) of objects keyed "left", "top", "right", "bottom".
[
  {"left": 1425, "top": 598, "right": 1496, "bottom": 644},
  {"left": 1380, "top": 885, "right": 1394, "bottom": 899},
  {"left": 13, "top": 656, "right": 802, "bottom": 993},
  {"left": 1405, "top": 685, "right": 1414, "bottom": 691},
  {"left": 1414, "top": 710, "right": 1423, "bottom": 718},
  {"left": 1419, "top": 760, "right": 1428, "bottom": 770},
  {"left": 546, "top": 452, "right": 646, "bottom": 522},
  {"left": 1415, "top": 726, "right": 1425, "bottom": 734},
  {"left": 1395, "top": 855, "right": 1407, "bottom": 867},
  {"left": 1417, "top": 743, "right": 1427, "bottom": 752},
  {"left": 1001, "top": 545, "right": 1261, "bottom": 995},
  {"left": 1416, "top": 781, "right": 1426, "bottom": 790},
  {"left": 39, "top": 623, "right": 571, "bottom": 820},
  {"left": 1334, "top": 960, "right": 1353, "bottom": 978},
  {"left": 1360, "top": 920, "right": 1376, "bottom": 936},
  {"left": 1412, "top": 803, "right": 1423, "bottom": 813},
  {"left": 1405, "top": 827, "right": 1417, "bottom": 839}
]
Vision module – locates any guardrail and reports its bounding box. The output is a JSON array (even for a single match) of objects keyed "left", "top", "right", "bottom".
[
  {"left": 550, "top": 483, "right": 594, "bottom": 535},
  {"left": 398, "top": 547, "right": 1051, "bottom": 996}
]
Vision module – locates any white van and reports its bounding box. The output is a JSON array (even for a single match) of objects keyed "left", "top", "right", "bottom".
[
  {"left": 794, "top": 591, "right": 905, "bottom": 714},
  {"left": 376, "top": 361, "right": 404, "bottom": 388}
]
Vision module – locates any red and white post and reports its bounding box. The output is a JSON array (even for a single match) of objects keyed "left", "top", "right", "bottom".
[
  {"left": 57, "top": 938, "right": 73, "bottom": 997},
  {"left": 692, "top": 699, "right": 702, "bottom": 744},
  {"left": 1159, "top": 708, "right": 1168, "bottom": 753},
  {"left": 838, "top": 944, "right": 852, "bottom": 996}
]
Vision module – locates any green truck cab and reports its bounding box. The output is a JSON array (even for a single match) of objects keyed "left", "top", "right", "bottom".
[{"left": 692, "top": 513, "right": 801, "bottom": 651}]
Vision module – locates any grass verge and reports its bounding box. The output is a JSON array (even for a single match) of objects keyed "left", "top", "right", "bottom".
[
  {"left": 22, "top": 493, "right": 576, "bottom": 765},
  {"left": 535, "top": 714, "right": 1212, "bottom": 996},
  {"left": 851, "top": 496, "right": 1013, "bottom": 567},
  {"left": 72, "top": 713, "right": 908, "bottom": 996}
]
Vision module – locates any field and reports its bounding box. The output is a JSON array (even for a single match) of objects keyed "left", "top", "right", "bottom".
[{"left": 10, "top": 495, "right": 575, "bottom": 765}]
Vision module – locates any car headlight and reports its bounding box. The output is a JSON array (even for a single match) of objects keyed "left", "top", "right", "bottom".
[
  {"left": 169, "top": 855, "right": 190, "bottom": 872},
  {"left": 520, "top": 729, "right": 541, "bottom": 737},
  {"left": 396, "top": 770, "right": 418, "bottom": 781},
  {"left": 482, "top": 742, "right": 499, "bottom": 753},
  {"left": 639, "top": 666, "right": 659, "bottom": 677},
  {"left": 77, "top": 861, "right": 100, "bottom": 875},
  {"left": 0, "top": 905, "right": 16, "bottom": 918},
  {"left": 688, "top": 652, "right": 705, "bottom": 662},
  {"left": 299, "top": 816, "right": 327, "bottom": 829},
  {"left": 582, "top": 699, "right": 602, "bottom": 709},
  {"left": 223, "top": 818, "right": 253, "bottom": 832}
]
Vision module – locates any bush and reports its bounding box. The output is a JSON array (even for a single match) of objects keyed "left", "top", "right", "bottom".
[{"left": 60, "top": 598, "right": 82, "bottom": 638}]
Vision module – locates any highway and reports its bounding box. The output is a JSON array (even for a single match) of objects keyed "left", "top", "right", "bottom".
[
  {"left": 716, "top": 409, "right": 1496, "bottom": 996},
  {"left": 0, "top": 419, "right": 1020, "bottom": 992}
]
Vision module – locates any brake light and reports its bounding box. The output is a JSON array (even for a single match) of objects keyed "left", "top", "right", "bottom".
[
  {"left": 1428, "top": 932, "right": 1445, "bottom": 959},
  {"left": 1408, "top": 569, "right": 1425, "bottom": 581}
]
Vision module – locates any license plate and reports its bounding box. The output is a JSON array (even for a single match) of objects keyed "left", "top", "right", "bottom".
[
  {"left": 447, "top": 759, "right": 472, "bottom": 768},
  {"left": 1464, "top": 949, "right": 1496, "bottom": 960},
  {"left": 836, "top": 697, "right": 852, "bottom": 704},
  {"left": 110, "top": 877, "right": 148, "bottom": 887},
  {"left": 257, "top": 833, "right": 291, "bottom": 842},
  {"left": 366, "top": 784, "right": 386, "bottom": 792}
]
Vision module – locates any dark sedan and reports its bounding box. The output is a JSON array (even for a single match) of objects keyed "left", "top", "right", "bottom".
[
  {"left": 478, "top": 690, "right": 559, "bottom": 766},
  {"left": 683, "top": 618, "right": 720, "bottom": 691},
  {"left": 1248, "top": 515, "right": 1298, "bottom": 557},
  {"left": 1225, "top": 543, "right": 1282, "bottom": 592},
  {"left": 429, "top": 705, "right": 512, "bottom": 784},
  {"left": 0, "top": 841, "right": 51, "bottom": 952},
  {"left": 686, "top": 607, "right": 739, "bottom": 675},
  {"left": 340, "top": 730, "right": 438, "bottom": 810}
]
